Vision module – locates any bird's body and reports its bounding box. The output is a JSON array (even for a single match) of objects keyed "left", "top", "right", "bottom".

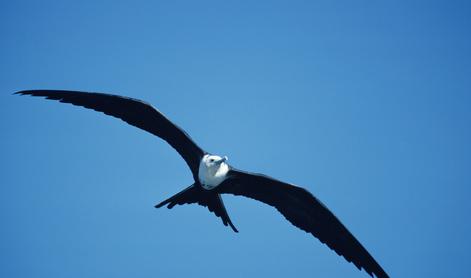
[
  {"left": 16, "top": 90, "right": 389, "bottom": 278},
  {"left": 198, "top": 154, "right": 230, "bottom": 190}
]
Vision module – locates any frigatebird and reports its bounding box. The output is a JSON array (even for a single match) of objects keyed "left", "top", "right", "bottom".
[{"left": 16, "top": 90, "right": 389, "bottom": 278}]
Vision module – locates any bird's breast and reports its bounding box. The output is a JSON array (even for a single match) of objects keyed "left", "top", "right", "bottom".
[{"left": 198, "top": 163, "right": 229, "bottom": 190}]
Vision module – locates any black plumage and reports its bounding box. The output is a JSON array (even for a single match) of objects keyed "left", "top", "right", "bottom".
[
  {"left": 16, "top": 90, "right": 388, "bottom": 278},
  {"left": 217, "top": 169, "right": 388, "bottom": 278},
  {"left": 16, "top": 90, "right": 203, "bottom": 179},
  {"left": 155, "top": 184, "right": 238, "bottom": 233}
]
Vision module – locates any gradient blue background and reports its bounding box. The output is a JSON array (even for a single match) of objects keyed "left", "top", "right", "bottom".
[{"left": 1, "top": 1, "right": 470, "bottom": 277}]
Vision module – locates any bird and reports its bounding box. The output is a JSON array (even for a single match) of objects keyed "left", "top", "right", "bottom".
[{"left": 16, "top": 90, "right": 389, "bottom": 278}]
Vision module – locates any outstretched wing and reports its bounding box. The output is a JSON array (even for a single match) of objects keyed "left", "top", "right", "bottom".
[
  {"left": 155, "top": 184, "right": 238, "bottom": 232},
  {"left": 217, "top": 169, "right": 388, "bottom": 278},
  {"left": 16, "top": 90, "right": 205, "bottom": 178}
]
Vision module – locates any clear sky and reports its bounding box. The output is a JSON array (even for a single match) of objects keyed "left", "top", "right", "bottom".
[{"left": 1, "top": 1, "right": 470, "bottom": 277}]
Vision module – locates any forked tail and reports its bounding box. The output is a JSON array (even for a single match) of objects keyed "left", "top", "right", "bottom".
[{"left": 155, "top": 184, "right": 238, "bottom": 232}]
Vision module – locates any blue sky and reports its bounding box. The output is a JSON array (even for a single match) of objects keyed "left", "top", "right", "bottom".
[{"left": 1, "top": 1, "right": 470, "bottom": 277}]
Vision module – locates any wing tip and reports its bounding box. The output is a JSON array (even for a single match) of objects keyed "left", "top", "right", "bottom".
[
  {"left": 14, "top": 90, "right": 51, "bottom": 97},
  {"left": 14, "top": 89, "right": 83, "bottom": 96},
  {"left": 230, "top": 223, "right": 239, "bottom": 233},
  {"left": 154, "top": 202, "right": 165, "bottom": 209},
  {"left": 14, "top": 90, "right": 29, "bottom": 96}
]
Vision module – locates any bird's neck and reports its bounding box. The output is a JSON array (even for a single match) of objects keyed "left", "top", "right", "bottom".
[{"left": 198, "top": 162, "right": 229, "bottom": 190}]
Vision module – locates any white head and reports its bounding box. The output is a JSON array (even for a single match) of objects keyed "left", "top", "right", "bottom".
[
  {"left": 198, "top": 154, "right": 230, "bottom": 190},
  {"left": 202, "top": 154, "right": 228, "bottom": 168}
]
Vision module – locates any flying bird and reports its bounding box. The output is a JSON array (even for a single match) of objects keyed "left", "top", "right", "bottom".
[{"left": 16, "top": 90, "right": 389, "bottom": 278}]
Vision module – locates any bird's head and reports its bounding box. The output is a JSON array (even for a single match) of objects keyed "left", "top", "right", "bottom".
[
  {"left": 199, "top": 154, "right": 230, "bottom": 189},
  {"left": 202, "top": 154, "right": 228, "bottom": 168}
]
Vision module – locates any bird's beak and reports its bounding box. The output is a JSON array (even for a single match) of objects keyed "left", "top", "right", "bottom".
[{"left": 217, "top": 156, "right": 228, "bottom": 164}]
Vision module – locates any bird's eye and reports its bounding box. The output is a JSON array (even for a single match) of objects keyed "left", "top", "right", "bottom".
[{"left": 209, "top": 159, "right": 214, "bottom": 162}]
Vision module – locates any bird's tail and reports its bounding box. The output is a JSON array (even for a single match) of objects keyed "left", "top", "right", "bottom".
[
  {"left": 155, "top": 184, "right": 239, "bottom": 232},
  {"left": 155, "top": 184, "right": 198, "bottom": 209}
]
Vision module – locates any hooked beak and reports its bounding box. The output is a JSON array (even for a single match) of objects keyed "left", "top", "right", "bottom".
[{"left": 217, "top": 156, "right": 228, "bottom": 164}]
